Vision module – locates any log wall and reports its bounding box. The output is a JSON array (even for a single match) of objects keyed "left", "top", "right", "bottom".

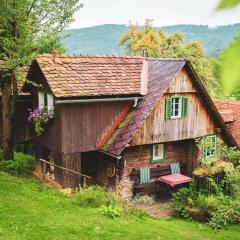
[{"left": 121, "top": 140, "right": 190, "bottom": 182}]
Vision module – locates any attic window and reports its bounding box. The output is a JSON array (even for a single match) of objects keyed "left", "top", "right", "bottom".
[
  {"left": 165, "top": 97, "right": 188, "bottom": 119},
  {"left": 38, "top": 91, "right": 54, "bottom": 110}
]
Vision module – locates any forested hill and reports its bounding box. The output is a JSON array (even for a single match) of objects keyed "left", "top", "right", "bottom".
[{"left": 62, "top": 23, "right": 240, "bottom": 57}]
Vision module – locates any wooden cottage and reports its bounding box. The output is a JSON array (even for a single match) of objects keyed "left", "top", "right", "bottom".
[{"left": 23, "top": 54, "right": 237, "bottom": 194}]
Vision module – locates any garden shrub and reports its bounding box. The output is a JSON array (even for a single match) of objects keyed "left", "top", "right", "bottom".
[
  {"left": 75, "top": 186, "right": 119, "bottom": 208},
  {"left": 209, "top": 199, "right": 240, "bottom": 230},
  {"left": 172, "top": 185, "right": 197, "bottom": 218},
  {"left": 195, "top": 194, "right": 220, "bottom": 215},
  {"left": 223, "top": 168, "right": 240, "bottom": 198},
  {"left": 0, "top": 152, "right": 35, "bottom": 176},
  {"left": 100, "top": 204, "right": 123, "bottom": 218}
]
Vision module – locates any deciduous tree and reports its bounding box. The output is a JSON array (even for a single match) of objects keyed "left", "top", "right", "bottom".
[{"left": 119, "top": 20, "right": 214, "bottom": 91}]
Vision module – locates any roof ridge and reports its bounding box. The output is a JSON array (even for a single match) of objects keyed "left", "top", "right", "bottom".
[
  {"left": 38, "top": 54, "right": 143, "bottom": 59},
  {"left": 147, "top": 57, "right": 186, "bottom": 61}
]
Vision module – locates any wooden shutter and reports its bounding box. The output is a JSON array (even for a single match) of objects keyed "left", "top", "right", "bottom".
[
  {"left": 182, "top": 97, "right": 188, "bottom": 117},
  {"left": 165, "top": 98, "right": 172, "bottom": 119}
]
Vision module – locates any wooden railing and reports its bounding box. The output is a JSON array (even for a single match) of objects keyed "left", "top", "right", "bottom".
[{"left": 39, "top": 158, "right": 92, "bottom": 188}]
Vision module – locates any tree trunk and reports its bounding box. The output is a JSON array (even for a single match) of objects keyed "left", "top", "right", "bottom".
[
  {"left": 1, "top": 76, "right": 14, "bottom": 160},
  {"left": 1, "top": 68, "right": 18, "bottom": 160}
]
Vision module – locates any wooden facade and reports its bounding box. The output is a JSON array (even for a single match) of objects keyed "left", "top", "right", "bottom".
[{"left": 131, "top": 68, "right": 218, "bottom": 146}]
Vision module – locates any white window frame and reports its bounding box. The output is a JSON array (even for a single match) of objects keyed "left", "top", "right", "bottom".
[
  {"left": 47, "top": 93, "right": 54, "bottom": 111},
  {"left": 38, "top": 91, "right": 45, "bottom": 109},
  {"left": 204, "top": 135, "right": 217, "bottom": 157},
  {"left": 171, "top": 97, "right": 182, "bottom": 119},
  {"left": 152, "top": 144, "right": 165, "bottom": 162}
]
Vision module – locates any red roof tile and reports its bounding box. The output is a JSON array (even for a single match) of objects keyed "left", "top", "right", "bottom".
[
  {"left": 35, "top": 55, "right": 146, "bottom": 97},
  {"left": 214, "top": 99, "right": 240, "bottom": 146}
]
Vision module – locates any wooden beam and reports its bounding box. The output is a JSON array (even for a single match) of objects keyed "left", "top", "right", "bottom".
[{"left": 39, "top": 158, "right": 92, "bottom": 179}]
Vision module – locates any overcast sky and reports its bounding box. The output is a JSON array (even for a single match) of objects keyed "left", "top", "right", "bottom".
[{"left": 69, "top": 0, "right": 240, "bottom": 29}]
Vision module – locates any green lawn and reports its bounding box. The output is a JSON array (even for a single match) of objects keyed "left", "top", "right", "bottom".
[{"left": 0, "top": 172, "right": 239, "bottom": 240}]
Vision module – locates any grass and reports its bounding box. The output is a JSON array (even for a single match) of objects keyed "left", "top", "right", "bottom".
[{"left": 0, "top": 172, "right": 239, "bottom": 240}]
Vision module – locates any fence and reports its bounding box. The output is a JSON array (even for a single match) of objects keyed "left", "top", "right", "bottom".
[{"left": 39, "top": 158, "right": 92, "bottom": 189}]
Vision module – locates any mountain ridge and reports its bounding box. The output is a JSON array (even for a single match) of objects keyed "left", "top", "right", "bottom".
[{"left": 62, "top": 23, "right": 240, "bottom": 57}]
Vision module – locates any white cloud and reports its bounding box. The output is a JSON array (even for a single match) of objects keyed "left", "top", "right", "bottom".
[{"left": 69, "top": 0, "right": 240, "bottom": 28}]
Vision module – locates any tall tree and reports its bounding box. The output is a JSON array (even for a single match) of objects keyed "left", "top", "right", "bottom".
[
  {"left": 0, "top": 0, "right": 82, "bottom": 160},
  {"left": 119, "top": 20, "right": 214, "bottom": 91}
]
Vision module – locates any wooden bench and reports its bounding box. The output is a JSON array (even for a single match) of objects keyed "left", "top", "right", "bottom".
[{"left": 130, "top": 163, "right": 187, "bottom": 196}]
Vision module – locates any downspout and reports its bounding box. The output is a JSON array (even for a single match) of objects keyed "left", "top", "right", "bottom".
[{"left": 55, "top": 96, "right": 142, "bottom": 105}]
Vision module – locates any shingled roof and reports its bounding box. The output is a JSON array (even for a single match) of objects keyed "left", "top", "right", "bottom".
[
  {"left": 214, "top": 99, "right": 240, "bottom": 146},
  {"left": 100, "top": 60, "right": 237, "bottom": 156},
  {"left": 101, "top": 60, "right": 186, "bottom": 155},
  {"left": 33, "top": 55, "right": 146, "bottom": 97}
]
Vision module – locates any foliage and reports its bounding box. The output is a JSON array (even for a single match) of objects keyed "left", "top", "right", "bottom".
[
  {"left": 1, "top": 173, "right": 240, "bottom": 240},
  {"left": 217, "top": 0, "right": 240, "bottom": 9},
  {"left": 222, "top": 146, "right": 240, "bottom": 167},
  {"left": 209, "top": 199, "right": 240, "bottom": 229},
  {"left": 173, "top": 166, "right": 240, "bottom": 229},
  {"left": 119, "top": 20, "right": 214, "bottom": 91},
  {"left": 28, "top": 107, "right": 54, "bottom": 136},
  {"left": 223, "top": 168, "right": 240, "bottom": 198},
  {"left": 0, "top": 0, "right": 82, "bottom": 69},
  {"left": 195, "top": 194, "right": 220, "bottom": 215},
  {"left": 0, "top": 152, "right": 34, "bottom": 176},
  {"left": 74, "top": 186, "right": 119, "bottom": 208},
  {"left": 216, "top": 0, "right": 240, "bottom": 97},
  {"left": 172, "top": 185, "right": 197, "bottom": 218},
  {"left": 193, "top": 161, "right": 234, "bottom": 178},
  {"left": 100, "top": 204, "right": 123, "bottom": 219},
  {"left": 132, "top": 194, "right": 154, "bottom": 206},
  {"left": 220, "top": 34, "right": 240, "bottom": 95}
]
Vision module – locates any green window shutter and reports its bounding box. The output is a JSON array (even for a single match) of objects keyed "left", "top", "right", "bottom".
[
  {"left": 165, "top": 98, "right": 172, "bottom": 119},
  {"left": 182, "top": 97, "right": 188, "bottom": 117}
]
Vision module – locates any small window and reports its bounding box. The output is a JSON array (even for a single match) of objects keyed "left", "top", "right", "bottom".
[
  {"left": 151, "top": 144, "right": 165, "bottom": 163},
  {"left": 171, "top": 97, "right": 182, "bottom": 118},
  {"left": 38, "top": 91, "right": 54, "bottom": 110},
  {"left": 204, "top": 135, "right": 216, "bottom": 157}
]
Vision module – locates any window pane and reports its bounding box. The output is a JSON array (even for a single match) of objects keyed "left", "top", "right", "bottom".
[
  {"left": 154, "top": 145, "right": 158, "bottom": 156},
  {"left": 171, "top": 97, "right": 182, "bottom": 118},
  {"left": 38, "top": 92, "right": 44, "bottom": 109},
  {"left": 153, "top": 144, "right": 164, "bottom": 161},
  {"left": 47, "top": 94, "right": 54, "bottom": 110}
]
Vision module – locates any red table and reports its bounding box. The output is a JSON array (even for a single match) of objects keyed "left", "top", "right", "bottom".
[{"left": 158, "top": 173, "right": 192, "bottom": 187}]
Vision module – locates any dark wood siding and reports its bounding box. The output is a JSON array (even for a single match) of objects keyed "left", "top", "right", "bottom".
[
  {"left": 61, "top": 101, "right": 130, "bottom": 153},
  {"left": 36, "top": 104, "right": 63, "bottom": 153}
]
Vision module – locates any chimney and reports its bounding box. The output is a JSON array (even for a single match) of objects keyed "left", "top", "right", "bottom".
[{"left": 52, "top": 50, "right": 59, "bottom": 64}]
